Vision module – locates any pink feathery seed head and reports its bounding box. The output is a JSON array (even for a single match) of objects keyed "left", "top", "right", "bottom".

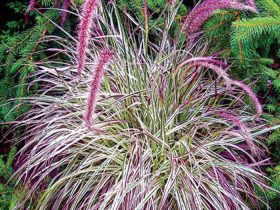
[
  {"left": 25, "top": 0, "right": 37, "bottom": 24},
  {"left": 84, "top": 50, "right": 113, "bottom": 130},
  {"left": 175, "top": 57, "right": 228, "bottom": 72},
  {"left": 182, "top": 0, "right": 257, "bottom": 36},
  {"left": 77, "top": 0, "right": 100, "bottom": 77},
  {"left": 218, "top": 111, "right": 250, "bottom": 134},
  {"left": 60, "top": 0, "right": 71, "bottom": 27},
  {"left": 54, "top": 0, "right": 61, "bottom": 8},
  {"left": 26, "top": 0, "right": 36, "bottom": 13},
  {"left": 232, "top": 80, "right": 262, "bottom": 117},
  {"left": 169, "top": 0, "right": 176, "bottom": 5},
  {"left": 188, "top": 61, "right": 231, "bottom": 85},
  {"left": 246, "top": 0, "right": 257, "bottom": 9}
]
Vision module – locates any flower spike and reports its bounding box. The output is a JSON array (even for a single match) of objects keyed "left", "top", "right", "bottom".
[
  {"left": 84, "top": 50, "right": 113, "bottom": 130},
  {"left": 77, "top": 0, "right": 100, "bottom": 77}
]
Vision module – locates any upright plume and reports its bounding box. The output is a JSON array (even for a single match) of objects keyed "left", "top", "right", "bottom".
[
  {"left": 182, "top": 0, "right": 257, "bottom": 38},
  {"left": 77, "top": 0, "right": 100, "bottom": 77},
  {"left": 84, "top": 51, "right": 113, "bottom": 130}
]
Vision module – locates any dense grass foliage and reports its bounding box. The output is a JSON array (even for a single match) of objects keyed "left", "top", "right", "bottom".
[
  {"left": 6, "top": 1, "right": 279, "bottom": 209},
  {"left": 0, "top": 0, "right": 279, "bottom": 209}
]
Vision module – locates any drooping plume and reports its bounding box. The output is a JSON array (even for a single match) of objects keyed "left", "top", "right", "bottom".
[
  {"left": 60, "top": 0, "right": 71, "bottom": 27},
  {"left": 176, "top": 57, "right": 262, "bottom": 117},
  {"left": 187, "top": 60, "right": 232, "bottom": 87},
  {"left": 232, "top": 80, "right": 262, "bottom": 117},
  {"left": 182, "top": 0, "right": 257, "bottom": 37},
  {"left": 219, "top": 111, "right": 249, "bottom": 134},
  {"left": 246, "top": 0, "right": 257, "bottom": 9},
  {"left": 54, "top": 0, "right": 61, "bottom": 8},
  {"left": 218, "top": 111, "right": 261, "bottom": 157},
  {"left": 77, "top": 0, "right": 100, "bottom": 77},
  {"left": 26, "top": 0, "right": 36, "bottom": 13},
  {"left": 25, "top": 0, "right": 37, "bottom": 24},
  {"left": 84, "top": 51, "right": 113, "bottom": 130}
]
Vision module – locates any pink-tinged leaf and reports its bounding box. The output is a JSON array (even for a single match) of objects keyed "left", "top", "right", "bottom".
[
  {"left": 218, "top": 111, "right": 250, "bottom": 134},
  {"left": 60, "top": 0, "right": 71, "bottom": 27},
  {"left": 232, "top": 80, "right": 262, "bottom": 117},
  {"left": 77, "top": 0, "right": 100, "bottom": 77},
  {"left": 84, "top": 50, "right": 113, "bottom": 130},
  {"left": 182, "top": 0, "right": 257, "bottom": 37}
]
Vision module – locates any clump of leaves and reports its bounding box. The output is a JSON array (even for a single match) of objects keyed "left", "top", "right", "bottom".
[{"left": 9, "top": 2, "right": 279, "bottom": 209}]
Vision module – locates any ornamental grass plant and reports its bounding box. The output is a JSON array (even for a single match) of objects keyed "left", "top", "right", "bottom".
[{"left": 6, "top": 1, "right": 280, "bottom": 209}]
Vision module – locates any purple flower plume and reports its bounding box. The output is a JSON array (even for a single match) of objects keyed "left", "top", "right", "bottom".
[
  {"left": 25, "top": 0, "right": 37, "bottom": 24},
  {"left": 84, "top": 51, "right": 113, "bottom": 130},
  {"left": 188, "top": 60, "right": 232, "bottom": 88},
  {"left": 182, "top": 0, "right": 257, "bottom": 37},
  {"left": 176, "top": 57, "right": 262, "bottom": 117},
  {"left": 218, "top": 111, "right": 259, "bottom": 155},
  {"left": 232, "top": 80, "right": 262, "bottom": 117},
  {"left": 54, "top": 0, "right": 61, "bottom": 8},
  {"left": 77, "top": 0, "right": 100, "bottom": 77},
  {"left": 26, "top": 0, "right": 36, "bottom": 14},
  {"left": 219, "top": 111, "right": 249, "bottom": 134},
  {"left": 60, "top": 0, "right": 71, "bottom": 27},
  {"left": 246, "top": 0, "right": 257, "bottom": 9}
]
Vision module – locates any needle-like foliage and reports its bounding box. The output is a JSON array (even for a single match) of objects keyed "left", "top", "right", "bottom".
[{"left": 8, "top": 1, "right": 278, "bottom": 209}]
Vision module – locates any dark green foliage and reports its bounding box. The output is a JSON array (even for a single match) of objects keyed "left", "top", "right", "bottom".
[
  {"left": 0, "top": 0, "right": 72, "bottom": 128},
  {"left": 0, "top": 1, "right": 70, "bottom": 208},
  {"left": 116, "top": 0, "right": 188, "bottom": 37},
  {"left": 0, "top": 147, "right": 25, "bottom": 210}
]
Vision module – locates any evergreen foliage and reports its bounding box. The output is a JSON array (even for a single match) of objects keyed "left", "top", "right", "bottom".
[
  {"left": 0, "top": 0, "right": 78, "bottom": 128},
  {"left": 0, "top": 147, "right": 25, "bottom": 210},
  {"left": 116, "top": 0, "right": 188, "bottom": 37}
]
